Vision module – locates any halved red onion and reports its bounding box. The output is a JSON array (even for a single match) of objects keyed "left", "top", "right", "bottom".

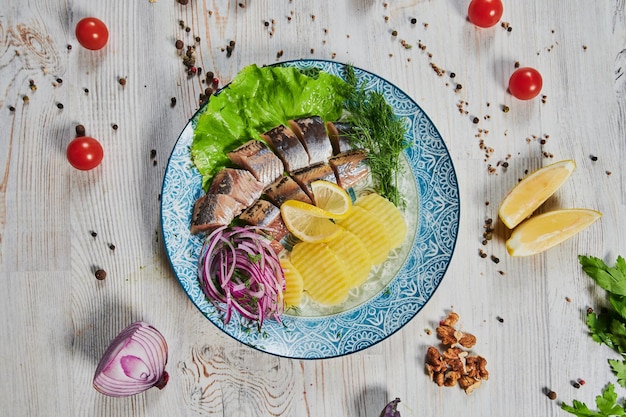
[{"left": 93, "top": 321, "right": 169, "bottom": 397}]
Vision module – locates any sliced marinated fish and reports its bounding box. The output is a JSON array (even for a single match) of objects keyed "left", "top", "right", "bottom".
[
  {"left": 264, "top": 175, "right": 313, "bottom": 207},
  {"left": 326, "top": 121, "right": 354, "bottom": 155},
  {"left": 329, "top": 149, "right": 370, "bottom": 189},
  {"left": 208, "top": 167, "right": 264, "bottom": 207},
  {"left": 288, "top": 116, "right": 333, "bottom": 165},
  {"left": 262, "top": 125, "right": 309, "bottom": 172},
  {"left": 239, "top": 199, "right": 289, "bottom": 254},
  {"left": 227, "top": 140, "right": 284, "bottom": 186},
  {"left": 190, "top": 193, "right": 245, "bottom": 235},
  {"left": 291, "top": 162, "right": 337, "bottom": 204}
]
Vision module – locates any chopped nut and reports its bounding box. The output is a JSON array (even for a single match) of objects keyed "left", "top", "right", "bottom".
[
  {"left": 458, "top": 332, "right": 477, "bottom": 348},
  {"left": 442, "top": 311, "right": 459, "bottom": 326},
  {"left": 436, "top": 324, "right": 457, "bottom": 346}
]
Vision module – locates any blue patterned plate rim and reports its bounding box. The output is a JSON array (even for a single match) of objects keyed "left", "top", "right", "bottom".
[{"left": 160, "top": 59, "right": 460, "bottom": 359}]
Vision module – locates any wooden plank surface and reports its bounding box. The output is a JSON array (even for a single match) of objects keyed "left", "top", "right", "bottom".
[{"left": 1, "top": 0, "right": 624, "bottom": 416}]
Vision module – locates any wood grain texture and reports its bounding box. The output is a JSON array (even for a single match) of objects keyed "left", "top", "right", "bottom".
[{"left": 1, "top": 0, "right": 625, "bottom": 416}]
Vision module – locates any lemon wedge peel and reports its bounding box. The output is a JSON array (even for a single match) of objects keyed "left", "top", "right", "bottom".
[
  {"left": 498, "top": 160, "right": 577, "bottom": 229},
  {"left": 506, "top": 208, "right": 602, "bottom": 257}
]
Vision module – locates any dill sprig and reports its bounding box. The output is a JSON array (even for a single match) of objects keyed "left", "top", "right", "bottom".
[{"left": 342, "top": 65, "right": 409, "bottom": 207}]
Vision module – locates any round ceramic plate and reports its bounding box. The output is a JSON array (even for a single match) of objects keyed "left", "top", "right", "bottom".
[{"left": 161, "top": 60, "right": 459, "bottom": 359}]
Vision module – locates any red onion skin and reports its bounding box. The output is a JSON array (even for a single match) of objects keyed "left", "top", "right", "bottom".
[
  {"left": 380, "top": 398, "right": 401, "bottom": 417},
  {"left": 93, "top": 321, "right": 168, "bottom": 397}
]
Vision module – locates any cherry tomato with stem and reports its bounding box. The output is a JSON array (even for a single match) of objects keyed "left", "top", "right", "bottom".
[
  {"left": 67, "top": 136, "right": 104, "bottom": 170},
  {"left": 508, "top": 67, "right": 543, "bottom": 100},
  {"left": 75, "top": 17, "right": 109, "bottom": 50},
  {"left": 468, "top": 0, "right": 504, "bottom": 28}
]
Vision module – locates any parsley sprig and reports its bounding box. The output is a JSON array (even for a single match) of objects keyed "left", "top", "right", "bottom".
[{"left": 561, "top": 256, "right": 626, "bottom": 416}]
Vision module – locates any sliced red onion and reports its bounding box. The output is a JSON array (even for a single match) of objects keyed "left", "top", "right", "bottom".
[
  {"left": 198, "top": 226, "right": 285, "bottom": 328},
  {"left": 93, "top": 321, "right": 169, "bottom": 397}
]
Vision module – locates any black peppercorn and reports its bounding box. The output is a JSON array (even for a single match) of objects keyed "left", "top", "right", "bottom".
[{"left": 95, "top": 269, "right": 107, "bottom": 280}]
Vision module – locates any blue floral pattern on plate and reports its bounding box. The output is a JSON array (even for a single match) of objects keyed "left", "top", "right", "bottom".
[{"left": 161, "top": 60, "right": 459, "bottom": 359}]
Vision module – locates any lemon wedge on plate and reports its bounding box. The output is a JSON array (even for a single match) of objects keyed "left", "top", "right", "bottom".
[
  {"left": 506, "top": 209, "right": 601, "bottom": 257},
  {"left": 498, "top": 160, "right": 576, "bottom": 229},
  {"left": 280, "top": 200, "right": 342, "bottom": 243},
  {"left": 310, "top": 180, "right": 352, "bottom": 219}
]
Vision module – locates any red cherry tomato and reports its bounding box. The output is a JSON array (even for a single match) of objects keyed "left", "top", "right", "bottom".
[
  {"left": 508, "top": 67, "right": 543, "bottom": 100},
  {"left": 67, "top": 137, "right": 104, "bottom": 170},
  {"left": 75, "top": 17, "right": 109, "bottom": 50},
  {"left": 468, "top": 0, "right": 504, "bottom": 28}
]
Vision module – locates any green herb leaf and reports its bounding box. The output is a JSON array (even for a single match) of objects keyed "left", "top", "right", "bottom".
[
  {"left": 579, "top": 255, "right": 626, "bottom": 297},
  {"left": 609, "top": 359, "right": 626, "bottom": 388},
  {"left": 562, "top": 384, "right": 626, "bottom": 417},
  {"left": 342, "top": 65, "right": 409, "bottom": 207}
]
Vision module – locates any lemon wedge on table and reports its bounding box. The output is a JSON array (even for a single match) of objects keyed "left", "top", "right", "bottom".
[
  {"left": 498, "top": 160, "right": 576, "bottom": 229},
  {"left": 310, "top": 180, "right": 352, "bottom": 219},
  {"left": 506, "top": 209, "right": 602, "bottom": 257},
  {"left": 280, "top": 200, "right": 342, "bottom": 243}
]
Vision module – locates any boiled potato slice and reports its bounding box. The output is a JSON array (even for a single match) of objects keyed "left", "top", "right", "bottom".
[
  {"left": 336, "top": 206, "right": 391, "bottom": 265},
  {"left": 355, "top": 193, "right": 407, "bottom": 249},
  {"left": 326, "top": 229, "right": 372, "bottom": 287},
  {"left": 280, "top": 258, "right": 304, "bottom": 307},
  {"left": 290, "top": 242, "right": 351, "bottom": 305}
]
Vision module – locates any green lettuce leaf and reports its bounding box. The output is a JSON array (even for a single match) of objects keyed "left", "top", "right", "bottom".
[{"left": 190, "top": 64, "right": 351, "bottom": 188}]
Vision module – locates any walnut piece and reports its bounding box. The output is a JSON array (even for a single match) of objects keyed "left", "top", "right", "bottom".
[{"left": 425, "top": 312, "right": 488, "bottom": 394}]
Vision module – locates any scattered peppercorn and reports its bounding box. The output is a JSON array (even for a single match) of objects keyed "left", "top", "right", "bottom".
[
  {"left": 76, "top": 124, "right": 86, "bottom": 137},
  {"left": 150, "top": 149, "right": 157, "bottom": 159},
  {"left": 277, "top": 50, "right": 284, "bottom": 59},
  {"left": 22, "top": 95, "right": 29, "bottom": 103},
  {"left": 391, "top": 30, "right": 398, "bottom": 37},
  {"left": 177, "top": 0, "right": 188, "bottom": 4},
  {"left": 239, "top": 2, "right": 245, "bottom": 8},
  {"left": 56, "top": 103, "right": 64, "bottom": 109},
  {"left": 264, "top": 21, "right": 270, "bottom": 27},
  {"left": 56, "top": 78, "right": 63, "bottom": 84},
  {"left": 67, "top": 44, "right": 72, "bottom": 50},
  {"left": 590, "top": 155, "right": 598, "bottom": 161},
  {"left": 170, "top": 97, "right": 177, "bottom": 107},
  {"left": 109, "top": 244, "right": 116, "bottom": 251},
  {"left": 95, "top": 269, "right": 107, "bottom": 280},
  {"left": 119, "top": 77, "right": 127, "bottom": 86},
  {"left": 112, "top": 124, "right": 118, "bottom": 130},
  {"left": 491, "top": 255, "right": 500, "bottom": 264},
  {"left": 472, "top": 116, "right": 479, "bottom": 124},
  {"left": 175, "top": 39, "right": 184, "bottom": 49},
  {"left": 479, "top": 249, "right": 487, "bottom": 259},
  {"left": 572, "top": 382, "right": 581, "bottom": 389},
  {"left": 195, "top": 36, "right": 201, "bottom": 42},
  {"left": 90, "top": 230, "right": 97, "bottom": 238},
  {"left": 547, "top": 390, "right": 557, "bottom": 400},
  {"left": 9, "top": 105, "right": 15, "bottom": 111},
  {"left": 84, "top": 88, "right": 89, "bottom": 94},
  {"left": 502, "top": 105, "right": 510, "bottom": 113},
  {"left": 497, "top": 316, "right": 504, "bottom": 323},
  {"left": 410, "top": 18, "right": 417, "bottom": 24}
]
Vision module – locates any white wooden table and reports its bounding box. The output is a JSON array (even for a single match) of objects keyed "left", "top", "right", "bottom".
[{"left": 1, "top": 1, "right": 624, "bottom": 416}]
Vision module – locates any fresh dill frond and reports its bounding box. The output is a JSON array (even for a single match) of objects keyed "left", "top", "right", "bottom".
[{"left": 342, "top": 65, "right": 409, "bottom": 207}]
